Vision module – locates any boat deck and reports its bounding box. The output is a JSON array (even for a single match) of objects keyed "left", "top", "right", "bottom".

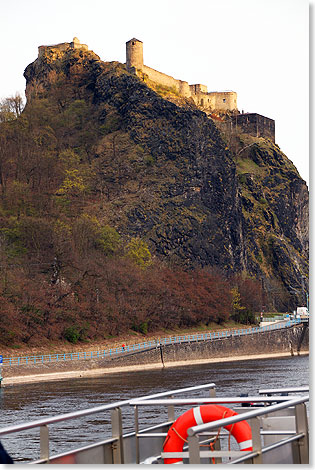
[{"left": 0, "top": 383, "right": 309, "bottom": 464}]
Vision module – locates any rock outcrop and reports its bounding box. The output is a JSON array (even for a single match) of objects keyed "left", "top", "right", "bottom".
[{"left": 23, "top": 43, "right": 309, "bottom": 308}]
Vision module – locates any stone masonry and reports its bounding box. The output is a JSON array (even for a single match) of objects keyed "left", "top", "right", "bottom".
[
  {"left": 126, "top": 38, "right": 237, "bottom": 112},
  {"left": 231, "top": 113, "right": 275, "bottom": 142}
]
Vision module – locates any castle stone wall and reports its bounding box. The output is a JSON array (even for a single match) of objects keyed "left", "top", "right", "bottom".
[
  {"left": 210, "top": 91, "right": 238, "bottom": 111},
  {"left": 232, "top": 113, "right": 275, "bottom": 142},
  {"left": 190, "top": 84, "right": 208, "bottom": 94},
  {"left": 189, "top": 91, "right": 237, "bottom": 112},
  {"left": 178, "top": 80, "right": 191, "bottom": 97},
  {"left": 125, "top": 38, "right": 238, "bottom": 112},
  {"left": 142, "top": 65, "right": 191, "bottom": 97},
  {"left": 191, "top": 93, "right": 216, "bottom": 109}
]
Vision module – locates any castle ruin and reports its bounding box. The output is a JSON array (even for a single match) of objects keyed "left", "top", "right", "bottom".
[
  {"left": 126, "top": 38, "right": 237, "bottom": 113},
  {"left": 38, "top": 37, "right": 88, "bottom": 58},
  {"left": 231, "top": 113, "right": 275, "bottom": 142},
  {"left": 34, "top": 37, "right": 275, "bottom": 142}
]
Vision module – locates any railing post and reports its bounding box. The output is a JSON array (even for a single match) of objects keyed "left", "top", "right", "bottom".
[
  {"left": 134, "top": 405, "right": 140, "bottom": 464},
  {"left": 295, "top": 403, "right": 309, "bottom": 464},
  {"left": 168, "top": 395, "right": 175, "bottom": 422},
  {"left": 111, "top": 407, "right": 124, "bottom": 464},
  {"left": 249, "top": 417, "right": 262, "bottom": 463},
  {"left": 188, "top": 435, "right": 200, "bottom": 464},
  {"left": 40, "top": 425, "right": 49, "bottom": 461}
]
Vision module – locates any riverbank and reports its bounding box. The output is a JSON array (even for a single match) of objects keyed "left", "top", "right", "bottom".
[
  {"left": 1, "top": 322, "right": 308, "bottom": 386},
  {"left": 2, "top": 350, "right": 308, "bottom": 386},
  {"left": 0, "top": 322, "right": 246, "bottom": 356}
]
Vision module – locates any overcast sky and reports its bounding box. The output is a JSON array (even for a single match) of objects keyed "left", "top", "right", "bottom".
[{"left": 1, "top": 0, "right": 310, "bottom": 185}]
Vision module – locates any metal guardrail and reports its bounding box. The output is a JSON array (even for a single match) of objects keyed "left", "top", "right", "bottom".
[
  {"left": 186, "top": 395, "right": 309, "bottom": 436},
  {"left": 130, "top": 390, "right": 309, "bottom": 464},
  {"left": 1, "top": 319, "right": 302, "bottom": 367},
  {"left": 0, "top": 382, "right": 216, "bottom": 464},
  {"left": 130, "top": 396, "right": 303, "bottom": 406},
  {"left": 259, "top": 386, "right": 309, "bottom": 395},
  {"left": 184, "top": 395, "right": 309, "bottom": 464},
  {"left": 0, "top": 383, "right": 309, "bottom": 464},
  {"left": 132, "top": 392, "right": 309, "bottom": 464},
  {"left": 262, "top": 315, "right": 308, "bottom": 323}
]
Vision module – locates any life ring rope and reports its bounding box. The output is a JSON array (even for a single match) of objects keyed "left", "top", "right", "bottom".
[{"left": 170, "top": 426, "right": 188, "bottom": 443}]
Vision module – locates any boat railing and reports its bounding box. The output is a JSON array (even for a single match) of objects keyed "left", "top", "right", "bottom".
[
  {"left": 0, "top": 382, "right": 216, "bottom": 464},
  {"left": 131, "top": 395, "right": 309, "bottom": 464},
  {"left": 259, "top": 386, "right": 309, "bottom": 395},
  {"left": 1, "top": 319, "right": 303, "bottom": 367}
]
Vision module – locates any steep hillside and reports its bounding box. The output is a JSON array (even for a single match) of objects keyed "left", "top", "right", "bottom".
[
  {"left": 24, "top": 51, "right": 245, "bottom": 271},
  {"left": 0, "top": 42, "right": 308, "bottom": 338},
  {"left": 22, "top": 46, "right": 309, "bottom": 300}
]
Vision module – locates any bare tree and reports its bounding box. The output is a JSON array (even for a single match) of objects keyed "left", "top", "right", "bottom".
[{"left": 0, "top": 93, "right": 25, "bottom": 122}]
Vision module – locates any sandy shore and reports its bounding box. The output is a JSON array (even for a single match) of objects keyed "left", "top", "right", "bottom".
[{"left": 2, "top": 351, "right": 308, "bottom": 386}]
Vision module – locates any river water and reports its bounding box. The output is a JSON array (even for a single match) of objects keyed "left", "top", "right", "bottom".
[{"left": 0, "top": 354, "right": 309, "bottom": 462}]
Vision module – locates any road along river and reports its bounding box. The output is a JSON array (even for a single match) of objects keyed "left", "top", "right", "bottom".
[{"left": 0, "top": 353, "right": 309, "bottom": 463}]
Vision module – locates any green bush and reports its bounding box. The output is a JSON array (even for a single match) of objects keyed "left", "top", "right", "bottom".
[
  {"left": 63, "top": 326, "right": 80, "bottom": 343},
  {"left": 132, "top": 322, "right": 148, "bottom": 335}
]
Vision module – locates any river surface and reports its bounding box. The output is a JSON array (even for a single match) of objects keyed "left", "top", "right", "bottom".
[{"left": 0, "top": 354, "right": 309, "bottom": 462}]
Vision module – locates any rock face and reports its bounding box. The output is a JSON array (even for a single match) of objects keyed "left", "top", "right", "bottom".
[
  {"left": 93, "top": 67, "right": 246, "bottom": 271},
  {"left": 23, "top": 46, "right": 309, "bottom": 308}
]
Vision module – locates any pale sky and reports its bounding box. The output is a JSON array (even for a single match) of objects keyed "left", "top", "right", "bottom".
[{"left": 1, "top": 0, "right": 310, "bottom": 186}]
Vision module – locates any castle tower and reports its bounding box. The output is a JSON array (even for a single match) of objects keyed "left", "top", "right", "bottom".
[
  {"left": 71, "top": 37, "right": 81, "bottom": 48},
  {"left": 126, "top": 38, "right": 143, "bottom": 71}
]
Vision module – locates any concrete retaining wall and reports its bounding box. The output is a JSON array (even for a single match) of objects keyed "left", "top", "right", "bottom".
[{"left": 3, "top": 325, "right": 308, "bottom": 379}]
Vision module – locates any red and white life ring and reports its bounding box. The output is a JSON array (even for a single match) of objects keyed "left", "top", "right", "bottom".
[{"left": 163, "top": 404, "right": 252, "bottom": 464}]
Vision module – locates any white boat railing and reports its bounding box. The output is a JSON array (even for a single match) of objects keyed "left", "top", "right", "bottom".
[
  {"left": 184, "top": 395, "right": 309, "bottom": 464},
  {"left": 258, "top": 386, "right": 309, "bottom": 395},
  {"left": 0, "top": 382, "right": 216, "bottom": 464},
  {"left": 0, "top": 383, "right": 309, "bottom": 464},
  {"left": 131, "top": 394, "right": 309, "bottom": 464}
]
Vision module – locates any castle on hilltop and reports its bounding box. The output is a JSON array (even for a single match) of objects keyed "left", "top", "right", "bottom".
[
  {"left": 35, "top": 37, "right": 275, "bottom": 142},
  {"left": 38, "top": 37, "right": 88, "bottom": 58},
  {"left": 126, "top": 38, "right": 275, "bottom": 142},
  {"left": 126, "top": 38, "right": 237, "bottom": 113}
]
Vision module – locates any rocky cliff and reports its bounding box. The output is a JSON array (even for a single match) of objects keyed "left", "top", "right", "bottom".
[{"left": 23, "top": 44, "right": 308, "bottom": 309}]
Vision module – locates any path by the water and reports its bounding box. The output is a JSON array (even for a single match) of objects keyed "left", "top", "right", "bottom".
[{"left": 2, "top": 351, "right": 308, "bottom": 385}]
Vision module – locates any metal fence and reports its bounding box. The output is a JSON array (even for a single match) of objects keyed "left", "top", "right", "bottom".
[
  {"left": 1, "top": 318, "right": 302, "bottom": 367},
  {"left": 261, "top": 315, "right": 289, "bottom": 322},
  {"left": 0, "top": 382, "right": 308, "bottom": 464},
  {"left": 0, "top": 382, "right": 217, "bottom": 464}
]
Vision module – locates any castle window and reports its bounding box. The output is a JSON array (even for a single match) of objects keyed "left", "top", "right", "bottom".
[
  {"left": 223, "top": 98, "right": 226, "bottom": 103},
  {"left": 132, "top": 42, "right": 135, "bottom": 45},
  {"left": 200, "top": 98, "right": 204, "bottom": 106}
]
